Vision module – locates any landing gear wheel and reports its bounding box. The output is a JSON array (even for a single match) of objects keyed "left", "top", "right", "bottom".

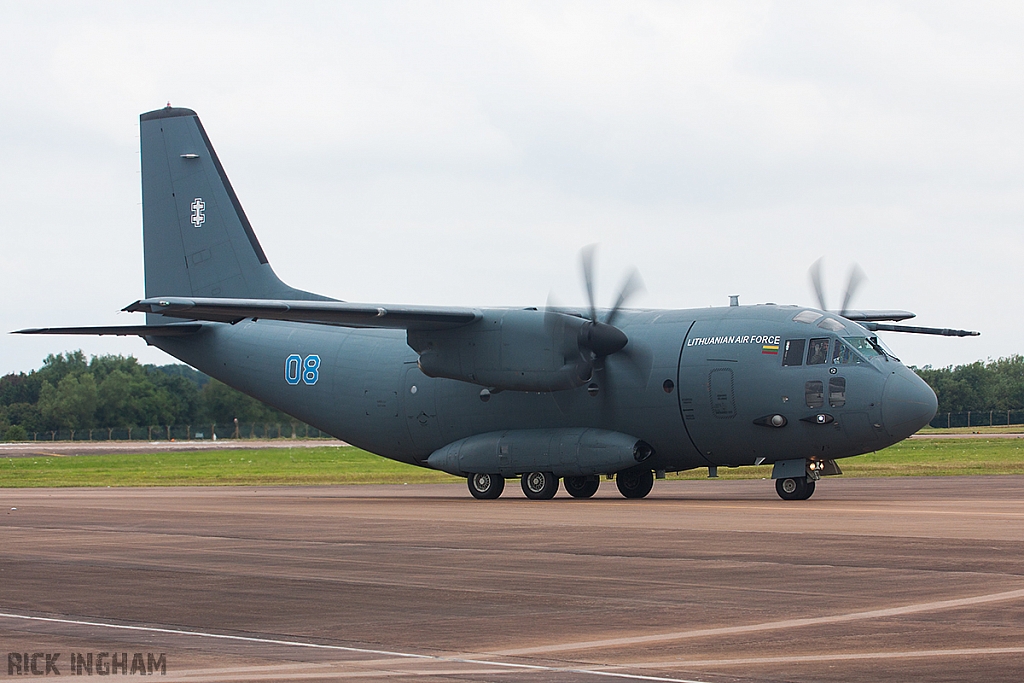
[
  {"left": 564, "top": 476, "right": 600, "bottom": 499},
  {"left": 616, "top": 466, "right": 654, "bottom": 499},
  {"left": 468, "top": 473, "right": 505, "bottom": 499},
  {"left": 521, "top": 472, "right": 559, "bottom": 500},
  {"left": 775, "top": 477, "right": 815, "bottom": 501}
]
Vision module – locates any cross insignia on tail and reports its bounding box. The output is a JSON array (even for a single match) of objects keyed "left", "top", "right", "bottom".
[{"left": 190, "top": 198, "right": 205, "bottom": 228}]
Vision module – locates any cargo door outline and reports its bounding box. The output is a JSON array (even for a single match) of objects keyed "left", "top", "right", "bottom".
[{"left": 675, "top": 320, "right": 715, "bottom": 465}]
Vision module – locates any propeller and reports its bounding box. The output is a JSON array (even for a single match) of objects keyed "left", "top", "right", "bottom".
[
  {"left": 809, "top": 259, "right": 979, "bottom": 336},
  {"left": 544, "top": 245, "right": 647, "bottom": 397},
  {"left": 546, "top": 245, "right": 647, "bottom": 397},
  {"left": 809, "top": 258, "right": 866, "bottom": 318},
  {"left": 577, "top": 244, "right": 643, "bottom": 361}
]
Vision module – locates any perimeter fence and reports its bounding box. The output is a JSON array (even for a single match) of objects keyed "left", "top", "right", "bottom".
[
  {"left": 929, "top": 409, "right": 1024, "bottom": 429},
  {"left": 11, "top": 423, "right": 334, "bottom": 442}
]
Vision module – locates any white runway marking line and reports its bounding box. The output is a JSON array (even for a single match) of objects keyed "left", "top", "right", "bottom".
[
  {"left": 617, "top": 646, "right": 1024, "bottom": 669},
  {"left": 0, "top": 611, "right": 703, "bottom": 683},
  {"left": 494, "top": 586, "right": 1024, "bottom": 656}
]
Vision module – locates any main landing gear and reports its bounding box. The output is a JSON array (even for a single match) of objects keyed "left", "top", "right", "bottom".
[
  {"left": 521, "top": 471, "right": 559, "bottom": 499},
  {"left": 467, "top": 472, "right": 505, "bottom": 499},
  {"left": 615, "top": 465, "right": 654, "bottom": 499},
  {"left": 563, "top": 476, "right": 600, "bottom": 499},
  {"left": 775, "top": 477, "right": 815, "bottom": 501},
  {"left": 465, "top": 468, "right": 658, "bottom": 500}
]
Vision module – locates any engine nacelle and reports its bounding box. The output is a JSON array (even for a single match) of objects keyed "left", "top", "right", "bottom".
[
  {"left": 408, "top": 309, "right": 591, "bottom": 392},
  {"left": 426, "top": 428, "right": 654, "bottom": 478}
]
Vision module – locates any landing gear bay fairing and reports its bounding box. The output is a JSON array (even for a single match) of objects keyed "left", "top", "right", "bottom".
[{"left": 18, "top": 106, "right": 978, "bottom": 500}]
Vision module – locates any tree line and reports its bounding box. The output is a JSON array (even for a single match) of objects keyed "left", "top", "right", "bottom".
[
  {"left": 0, "top": 351, "right": 301, "bottom": 441},
  {"left": 913, "top": 355, "right": 1024, "bottom": 414}
]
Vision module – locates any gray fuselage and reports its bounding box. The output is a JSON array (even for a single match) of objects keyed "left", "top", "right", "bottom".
[{"left": 154, "top": 302, "right": 933, "bottom": 473}]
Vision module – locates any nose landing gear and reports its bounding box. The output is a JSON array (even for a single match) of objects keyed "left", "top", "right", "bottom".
[{"left": 775, "top": 476, "right": 815, "bottom": 501}]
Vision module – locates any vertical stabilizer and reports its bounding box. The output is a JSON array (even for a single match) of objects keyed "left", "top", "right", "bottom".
[{"left": 140, "top": 106, "right": 323, "bottom": 302}]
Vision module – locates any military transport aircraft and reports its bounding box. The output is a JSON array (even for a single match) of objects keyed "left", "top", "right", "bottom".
[{"left": 17, "top": 106, "right": 978, "bottom": 501}]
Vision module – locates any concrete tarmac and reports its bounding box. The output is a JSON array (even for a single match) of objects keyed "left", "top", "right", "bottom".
[{"left": 2, "top": 477, "right": 1023, "bottom": 682}]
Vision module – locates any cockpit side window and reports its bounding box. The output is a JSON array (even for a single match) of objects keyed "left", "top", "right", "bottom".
[
  {"left": 831, "top": 340, "right": 859, "bottom": 364},
  {"left": 807, "top": 338, "right": 830, "bottom": 365},
  {"left": 782, "top": 339, "right": 805, "bottom": 366}
]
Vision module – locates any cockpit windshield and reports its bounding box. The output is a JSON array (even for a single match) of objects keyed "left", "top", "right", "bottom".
[
  {"left": 844, "top": 337, "right": 884, "bottom": 359},
  {"left": 870, "top": 336, "right": 900, "bottom": 362}
]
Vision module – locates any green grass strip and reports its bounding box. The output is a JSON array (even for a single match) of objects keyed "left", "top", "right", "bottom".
[
  {"left": 0, "top": 446, "right": 456, "bottom": 488},
  {"left": 1, "top": 438, "right": 1023, "bottom": 488},
  {"left": 669, "top": 437, "right": 1024, "bottom": 480}
]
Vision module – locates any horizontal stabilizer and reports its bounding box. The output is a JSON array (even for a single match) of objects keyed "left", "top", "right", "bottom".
[
  {"left": 862, "top": 322, "right": 980, "bottom": 337},
  {"left": 13, "top": 324, "right": 204, "bottom": 337},
  {"left": 838, "top": 310, "right": 916, "bottom": 322},
  {"left": 124, "top": 297, "right": 481, "bottom": 331}
]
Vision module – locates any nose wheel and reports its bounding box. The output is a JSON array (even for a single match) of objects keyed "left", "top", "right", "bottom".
[{"left": 776, "top": 477, "right": 815, "bottom": 501}]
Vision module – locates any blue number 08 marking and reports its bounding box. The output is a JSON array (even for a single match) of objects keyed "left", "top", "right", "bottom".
[
  {"left": 303, "top": 355, "right": 320, "bottom": 385},
  {"left": 285, "top": 354, "right": 319, "bottom": 386}
]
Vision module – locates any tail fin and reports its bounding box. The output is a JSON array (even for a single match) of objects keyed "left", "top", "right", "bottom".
[{"left": 140, "top": 106, "right": 323, "bottom": 301}]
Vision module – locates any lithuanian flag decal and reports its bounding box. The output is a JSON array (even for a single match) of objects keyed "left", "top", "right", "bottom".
[{"left": 762, "top": 344, "right": 779, "bottom": 355}]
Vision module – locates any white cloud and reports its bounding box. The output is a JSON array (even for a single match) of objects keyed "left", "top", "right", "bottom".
[{"left": 1, "top": 1, "right": 1020, "bottom": 373}]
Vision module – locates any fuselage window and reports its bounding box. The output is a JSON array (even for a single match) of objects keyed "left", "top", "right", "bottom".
[
  {"left": 805, "top": 380, "right": 824, "bottom": 409},
  {"left": 782, "top": 339, "right": 805, "bottom": 366},
  {"left": 829, "top": 377, "right": 846, "bottom": 407},
  {"left": 807, "top": 338, "right": 830, "bottom": 365},
  {"left": 832, "top": 340, "right": 858, "bottom": 364}
]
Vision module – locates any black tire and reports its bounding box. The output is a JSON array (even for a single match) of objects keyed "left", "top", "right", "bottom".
[
  {"left": 521, "top": 472, "right": 559, "bottom": 500},
  {"left": 467, "top": 473, "right": 504, "bottom": 500},
  {"left": 616, "top": 466, "right": 654, "bottom": 499},
  {"left": 775, "top": 477, "right": 815, "bottom": 501},
  {"left": 564, "top": 476, "right": 600, "bottom": 499}
]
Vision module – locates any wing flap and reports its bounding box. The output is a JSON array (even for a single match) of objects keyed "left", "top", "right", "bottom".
[{"left": 123, "top": 297, "right": 481, "bottom": 330}]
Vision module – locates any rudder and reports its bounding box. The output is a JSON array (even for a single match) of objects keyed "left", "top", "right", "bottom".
[{"left": 140, "top": 106, "right": 321, "bottom": 301}]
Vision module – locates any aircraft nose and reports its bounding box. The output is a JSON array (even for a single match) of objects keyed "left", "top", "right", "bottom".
[{"left": 881, "top": 367, "right": 938, "bottom": 440}]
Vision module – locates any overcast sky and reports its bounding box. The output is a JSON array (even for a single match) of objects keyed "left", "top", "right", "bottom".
[{"left": 1, "top": 1, "right": 1020, "bottom": 375}]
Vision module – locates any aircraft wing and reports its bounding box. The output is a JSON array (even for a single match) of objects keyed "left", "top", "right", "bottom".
[
  {"left": 123, "top": 297, "right": 482, "bottom": 331},
  {"left": 839, "top": 311, "right": 977, "bottom": 336},
  {"left": 861, "top": 322, "right": 980, "bottom": 337},
  {"left": 838, "top": 310, "right": 916, "bottom": 322},
  {"left": 14, "top": 324, "right": 204, "bottom": 337}
]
